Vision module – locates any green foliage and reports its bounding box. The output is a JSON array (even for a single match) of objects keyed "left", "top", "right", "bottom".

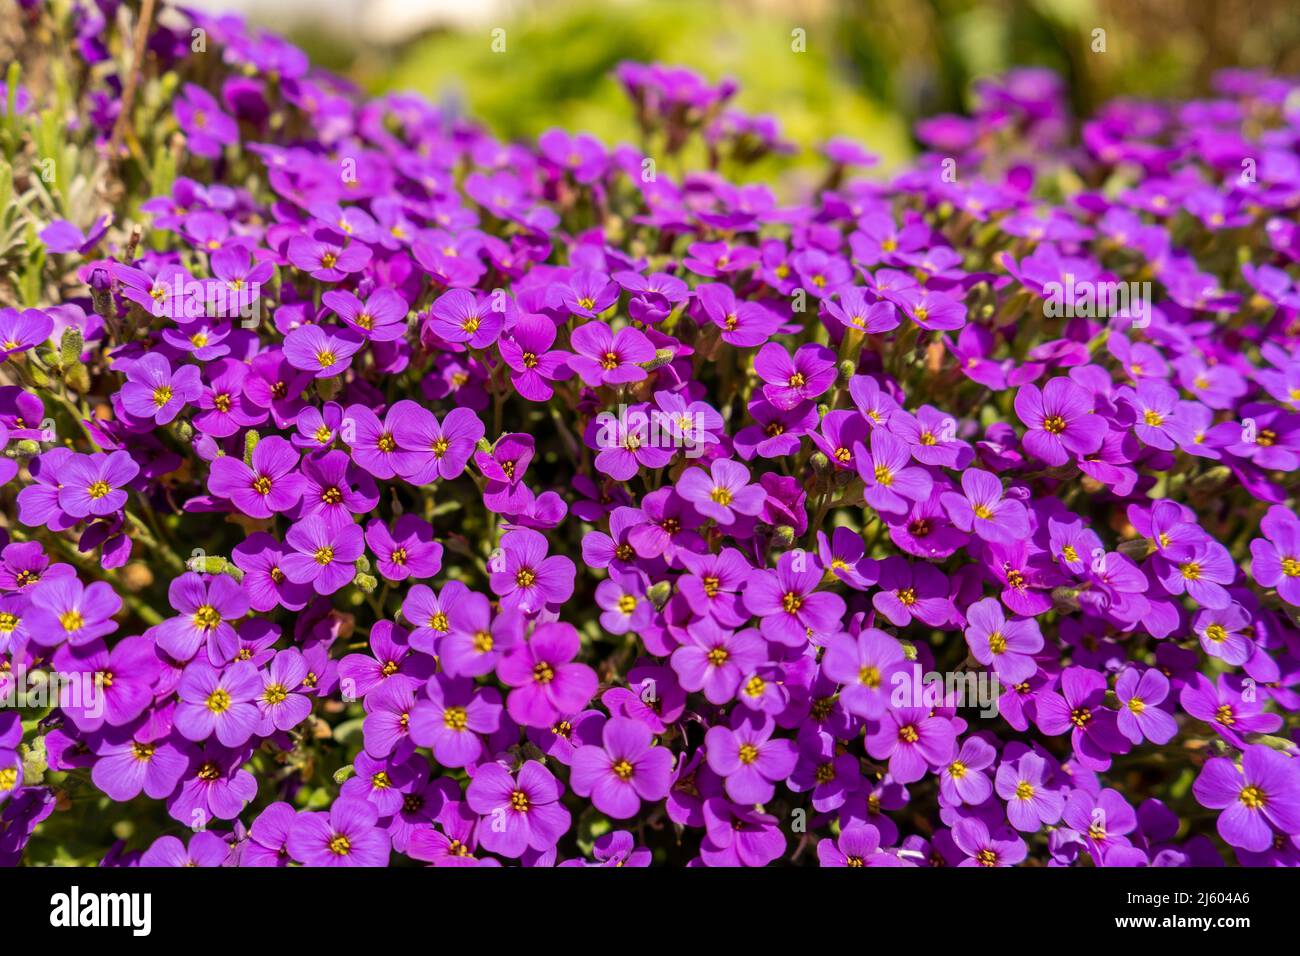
[{"left": 376, "top": 0, "right": 912, "bottom": 176}]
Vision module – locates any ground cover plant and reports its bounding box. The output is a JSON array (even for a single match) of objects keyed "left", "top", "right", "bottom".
[{"left": 1, "top": 0, "right": 1300, "bottom": 866}]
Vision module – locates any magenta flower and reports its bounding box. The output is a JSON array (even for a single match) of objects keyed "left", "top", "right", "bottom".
[
  {"left": 281, "top": 515, "right": 364, "bottom": 595},
  {"left": 390, "top": 402, "right": 484, "bottom": 483},
  {"left": 742, "top": 550, "right": 846, "bottom": 647},
  {"left": 498, "top": 313, "right": 568, "bottom": 401},
  {"left": 570, "top": 717, "right": 674, "bottom": 818},
  {"left": 465, "top": 760, "right": 570, "bottom": 859},
  {"left": 1035, "top": 666, "right": 1130, "bottom": 771},
  {"left": 207, "top": 436, "right": 307, "bottom": 519},
  {"left": 754, "top": 342, "right": 836, "bottom": 410},
  {"left": 704, "top": 712, "right": 797, "bottom": 803},
  {"left": 676, "top": 459, "right": 765, "bottom": 526},
  {"left": 174, "top": 660, "right": 262, "bottom": 747},
  {"left": 364, "top": 515, "right": 443, "bottom": 582},
  {"left": 567, "top": 321, "right": 655, "bottom": 386},
  {"left": 1192, "top": 745, "right": 1300, "bottom": 853},
  {"left": 288, "top": 797, "right": 391, "bottom": 867},
  {"left": 119, "top": 353, "right": 203, "bottom": 425},
  {"left": 865, "top": 706, "right": 956, "bottom": 784},
  {"left": 409, "top": 675, "right": 503, "bottom": 767},
  {"left": 488, "top": 528, "right": 575, "bottom": 615},
  {"left": 496, "top": 621, "right": 597, "bottom": 728},
  {"left": 1014, "top": 377, "right": 1107, "bottom": 466}
]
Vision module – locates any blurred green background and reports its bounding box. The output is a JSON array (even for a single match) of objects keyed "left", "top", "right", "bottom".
[{"left": 269, "top": 0, "right": 1300, "bottom": 172}]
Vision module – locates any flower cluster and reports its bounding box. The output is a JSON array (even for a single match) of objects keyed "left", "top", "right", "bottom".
[{"left": 2, "top": 2, "right": 1300, "bottom": 867}]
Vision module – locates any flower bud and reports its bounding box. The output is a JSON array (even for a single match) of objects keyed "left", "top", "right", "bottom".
[{"left": 646, "top": 580, "right": 673, "bottom": 610}]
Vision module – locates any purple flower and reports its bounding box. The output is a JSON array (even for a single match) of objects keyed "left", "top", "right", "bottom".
[
  {"left": 817, "top": 823, "right": 896, "bottom": 867},
  {"left": 287, "top": 233, "right": 371, "bottom": 282},
  {"left": 338, "top": 619, "right": 432, "bottom": 699},
  {"left": 754, "top": 342, "right": 836, "bottom": 410},
  {"left": 141, "top": 831, "right": 232, "bottom": 867},
  {"left": 256, "top": 648, "right": 313, "bottom": 735},
  {"left": 994, "top": 751, "right": 1064, "bottom": 832},
  {"left": 1115, "top": 667, "right": 1177, "bottom": 745},
  {"left": 175, "top": 83, "right": 238, "bottom": 158},
  {"left": 496, "top": 621, "right": 597, "bottom": 728},
  {"left": 949, "top": 818, "right": 1026, "bottom": 867},
  {"left": 963, "top": 597, "right": 1043, "bottom": 683},
  {"left": 1249, "top": 505, "right": 1300, "bottom": 606},
  {"left": 1014, "top": 377, "right": 1107, "bottom": 465},
  {"left": 872, "top": 557, "right": 952, "bottom": 628},
  {"left": 153, "top": 571, "right": 250, "bottom": 665},
  {"left": 488, "top": 528, "right": 576, "bottom": 615},
  {"left": 282, "top": 324, "right": 364, "bottom": 378},
  {"left": 25, "top": 576, "right": 121, "bottom": 648},
  {"left": 409, "top": 675, "right": 503, "bottom": 767},
  {"left": 855, "top": 429, "right": 933, "bottom": 515},
  {"left": 940, "top": 469, "right": 1029, "bottom": 543},
  {"left": 174, "top": 660, "right": 262, "bottom": 747},
  {"left": 465, "top": 760, "right": 570, "bottom": 859},
  {"left": 499, "top": 313, "right": 568, "bottom": 401},
  {"left": 288, "top": 797, "right": 391, "bottom": 867},
  {"left": 821, "top": 627, "right": 909, "bottom": 720},
  {"left": 281, "top": 515, "right": 364, "bottom": 595},
  {"left": 570, "top": 717, "right": 675, "bottom": 818},
  {"left": 119, "top": 353, "right": 203, "bottom": 425},
  {"left": 567, "top": 321, "right": 655, "bottom": 386},
  {"left": 56, "top": 451, "right": 138, "bottom": 519},
  {"left": 742, "top": 550, "right": 846, "bottom": 647},
  {"left": 206, "top": 436, "right": 307, "bottom": 519},
  {"left": 92, "top": 726, "right": 189, "bottom": 803},
  {"left": 704, "top": 712, "right": 797, "bottom": 803},
  {"left": 427, "top": 289, "right": 504, "bottom": 349},
  {"left": 1193, "top": 745, "right": 1300, "bottom": 853},
  {"left": 676, "top": 459, "right": 765, "bottom": 526},
  {"left": 322, "top": 287, "right": 408, "bottom": 342}
]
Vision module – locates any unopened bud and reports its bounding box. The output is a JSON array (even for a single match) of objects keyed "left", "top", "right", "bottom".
[
  {"left": 352, "top": 571, "right": 378, "bottom": 593},
  {"left": 60, "top": 327, "right": 84, "bottom": 367},
  {"left": 243, "top": 429, "right": 259, "bottom": 467},
  {"left": 639, "top": 347, "right": 676, "bottom": 371},
  {"left": 646, "top": 580, "right": 673, "bottom": 610},
  {"left": 771, "top": 525, "right": 796, "bottom": 548},
  {"left": 1117, "top": 538, "right": 1155, "bottom": 560},
  {"left": 1051, "top": 587, "right": 1082, "bottom": 612}
]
